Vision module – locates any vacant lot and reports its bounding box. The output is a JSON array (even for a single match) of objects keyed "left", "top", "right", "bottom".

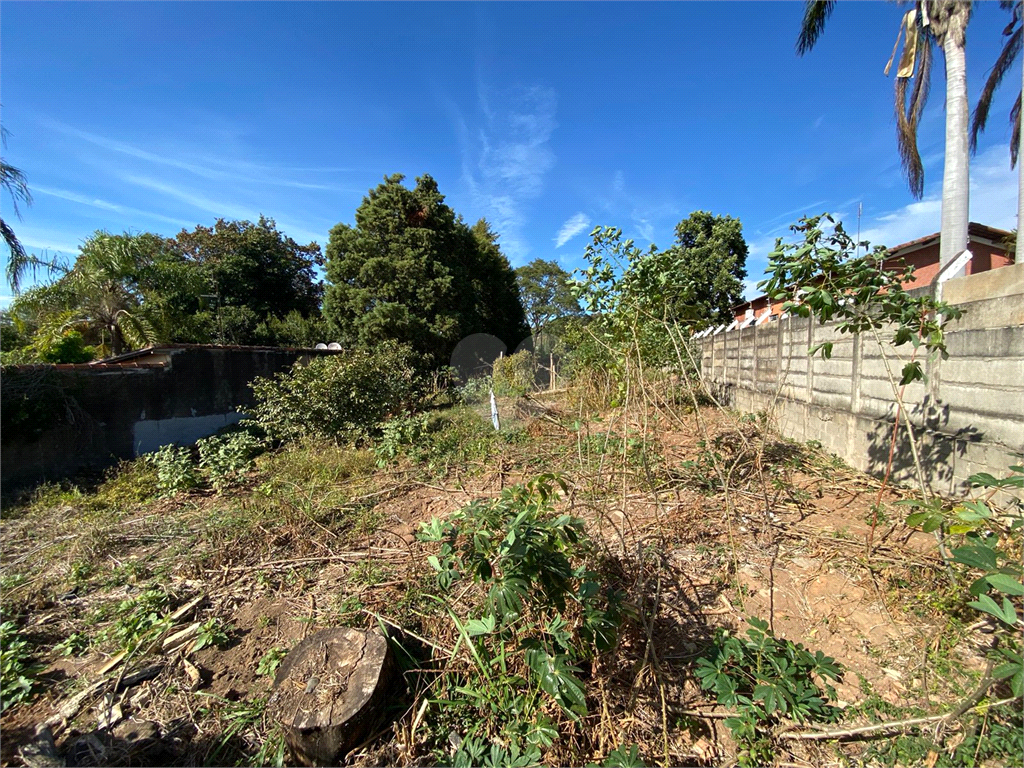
[{"left": 1, "top": 390, "right": 1020, "bottom": 767}]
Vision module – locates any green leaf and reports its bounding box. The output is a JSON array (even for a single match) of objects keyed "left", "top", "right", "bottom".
[
  {"left": 985, "top": 573, "right": 1024, "bottom": 597},
  {"left": 464, "top": 615, "right": 497, "bottom": 637},
  {"left": 951, "top": 545, "right": 999, "bottom": 572},
  {"left": 899, "top": 361, "right": 923, "bottom": 386}
]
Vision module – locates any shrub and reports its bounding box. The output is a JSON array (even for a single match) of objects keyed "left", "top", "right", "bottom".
[
  {"left": 492, "top": 350, "right": 536, "bottom": 397},
  {"left": 197, "top": 431, "right": 264, "bottom": 490},
  {"left": 245, "top": 343, "right": 422, "bottom": 444},
  {"left": 37, "top": 330, "right": 97, "bottom": 364},
  {"left": 457, "top": 375, "right": 493, "bottom": 405},
  {"left": 146, "top": 444, "right": 200, "bottom": 496},
  {"left": 695, "top": 617, "right": 844, "bottom": 766}
]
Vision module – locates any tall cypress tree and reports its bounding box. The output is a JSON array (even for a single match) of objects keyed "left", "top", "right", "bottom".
[{"left": 323, "top": 174, "right": 527, "bottom": 366}]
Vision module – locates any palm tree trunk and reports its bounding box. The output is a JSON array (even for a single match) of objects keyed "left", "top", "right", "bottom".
[
  {"left": 1019, "top": 58, "right": 1023, "bottom": 264},
  {"left": 940, "top": 31, "right": 970, "bottom": 267}
]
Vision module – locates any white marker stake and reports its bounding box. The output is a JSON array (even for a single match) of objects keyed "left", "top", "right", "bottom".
[{"left": 490, "top": 388, "right": 500, "bottom": 431}]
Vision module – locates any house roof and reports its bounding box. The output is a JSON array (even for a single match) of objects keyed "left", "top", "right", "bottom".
[
  {"left": 732, "top": 221, "right": 1013, "bottom": 312},
  {"left": 93, "top": 342, "right": 339, "bottom": 366}
]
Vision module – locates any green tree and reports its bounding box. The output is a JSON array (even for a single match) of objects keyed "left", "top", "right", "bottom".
[
  {"left": 170, "top": 217, "right": 323, "bottom": 343},
  {"left": 8, "top": 232, "right": 159, "bottom": 358},
  {"left": 467, "top": 219, "right": 531, "bottom": 347},
  {"left": 629, "top": 211, "right": 747, "bottom": 328},
  {"left": 515, "top": 258, "right": 582, "bottom": 334},
  {"left": 798, "top": 1, "right": 973, "bottom": 266},
  {"left": 323, "top": 174, "right": 527, "bottom": 365}
]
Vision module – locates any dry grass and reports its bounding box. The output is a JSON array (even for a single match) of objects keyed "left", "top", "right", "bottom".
[{"left": 0, "top": 385, "right": 1013, "bottom": 767}]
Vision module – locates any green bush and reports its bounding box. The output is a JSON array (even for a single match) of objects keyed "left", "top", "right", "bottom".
[
  {"left": 245, "top": 343, "right": 422, "bottom": 444},
  {"left": 695, "top": 617, "right": 844, "bottom": 766},
  {"left": 146, "top": 444, "right": 200, "bottom": 496},
  {"left": 197, "top": 431, "right": 264, "bottom": 489},
  {"left": 37, "top": 330, "right": 97, "bottom": 364},
  {"left": 457, "top": 375, "right": 493, "bottom": 405},
  {"left": 492, "top": 350, "right": 536, "bottom": 397}
]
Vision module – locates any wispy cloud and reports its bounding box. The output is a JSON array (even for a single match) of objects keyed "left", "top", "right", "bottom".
[
  {"left": 554, "top": 213, "right": 590, "bottom": 248},
  {"left": 458, "top": 84, "right": 558, "bottom": 260},
  {"left": 120, "top": 176, "right": 326, "bottom": 245},
  {"left": 34, "top": 186, "right": 195, "bottom": 229},
  {"left": 860, "top": 143, "right": 1016, "bottom": 249},
  {"left": 43, "top": 118, "right": 351, "bottom": 190},
  {"left": 591, "top": 172, "right": 681, "bottom": 247}
]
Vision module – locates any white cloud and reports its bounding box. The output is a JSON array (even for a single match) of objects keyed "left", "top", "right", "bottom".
[
  {"left": 43, "top": 118, "right": 348, "bottom": 190},
  {"left": 554, "top": 213, "right": 590, "bottom": 248},
  {"left": 459, "top": 85, "right": 558, "bottom": 260},
  {"left": 34, "top": 186, "right": 194, "bottom": 229},
  {"left": 859, "top": 143, "right": 1016, "bottom": 249}
]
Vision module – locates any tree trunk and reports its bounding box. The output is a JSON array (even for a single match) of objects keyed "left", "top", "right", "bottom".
[
  {"left": 939, "top": 21, "right": 970, "bottom": 267},
  {"left": 268, "top": 628, "right": 396, "bottom": 767},
  {"left": 1019, "top": 58, "right": 1023, "bottom": 264}
]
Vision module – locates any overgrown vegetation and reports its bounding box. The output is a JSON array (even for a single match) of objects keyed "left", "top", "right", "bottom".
[{"left": 1, "top": 211, "right": 1020, "bottom": 768}]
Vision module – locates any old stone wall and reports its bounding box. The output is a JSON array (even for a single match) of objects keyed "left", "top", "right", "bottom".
[
  {"left": 697, "top": 264, "right": 1024, "bottom": 497},
  {"left": 1, "top": 346, "right": 337, "bottom": 491}
]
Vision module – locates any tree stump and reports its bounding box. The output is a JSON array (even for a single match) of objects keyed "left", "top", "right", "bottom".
[{"left": 267, "top": 628, "right": 396, "bottom": 766}]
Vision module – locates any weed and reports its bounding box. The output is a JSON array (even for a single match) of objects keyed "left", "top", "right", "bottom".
[
  {"left": 1, "top": 621, "right": 40, "bottom": 712},
  {"left": 347, "top": 560, "right": 392, "bottom": 587},
  {"left": 100, "top": 588, "right": 171, "bottom": 652},
  {"left": 417, "top": 475, "right": 623, "bottom": 759},
  {"left": 374, "top": 412, "right": 433, "bottom": 467},
  {"left": 695, "top": 616, "right": 844, "bottom": 766},
  {"left": 55, "top": 632, "right": 90, "bottom": 657},
  {"left": 146, "top": 444, "right": 200, "bottom": 496},
  {"left": 197, "top": 431, "right": 265, "bottom": 490},
  {"left": 194, "top": 618, "right": 233, "bottom": 651},
  {"left": 257, "top": 647, "right": 288, "bottom": 678}
]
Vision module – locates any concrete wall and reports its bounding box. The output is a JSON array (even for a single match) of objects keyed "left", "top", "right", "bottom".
[
  {"left": 1, "top": 346, "right": 337, "bottom": 491},
  {"left": 698, "top": 264, "right": 1024, "bottom": 497}
]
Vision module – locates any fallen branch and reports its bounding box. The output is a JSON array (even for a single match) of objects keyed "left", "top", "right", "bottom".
[{"left": 777, "top": 697, "right": 1020, "bottom": 741}]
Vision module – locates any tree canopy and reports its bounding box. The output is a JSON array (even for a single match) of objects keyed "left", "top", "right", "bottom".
[
  {"left": 515, "top": 259, "right": 581, "bottom": 335},
  {"left": 3, "top": 219, "right": 327, "bottom": 363},
  {"left": 323, "top": 174, "right": 528, "bottom": 365},
  {"left": 621, "top": 211, "right": 748, "bottom": 329}
]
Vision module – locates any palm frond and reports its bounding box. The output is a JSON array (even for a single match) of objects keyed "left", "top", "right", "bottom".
[
  {"left": 0, "top": 161, "right": 32, "bottom": 219},
  {"left": 894, "top": 35, "right": 932, "bottom": 200},
  {"left": 796, "top": 0, "right": 836, "bottom": 55},
  {"left": 1012, "top": 91, "right": 1021, "bottom": 168},
  {"left": 114, "top": 309, "right": 158, "bottom": 350},
  {"left": 2, "top": 218, "right": 29, "bottom": 292},
  {"left": 970, "top": 24, "right": 1022, "bottom": 153}
]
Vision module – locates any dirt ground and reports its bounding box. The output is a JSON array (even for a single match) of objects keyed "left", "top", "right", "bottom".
[{"left": 0, "top": 399, "right": 1007, "bottom": 767}]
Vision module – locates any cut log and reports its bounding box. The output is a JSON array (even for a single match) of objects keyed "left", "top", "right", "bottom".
[{"left": 267, "top": 627, "right": 396, "bottom": 766}]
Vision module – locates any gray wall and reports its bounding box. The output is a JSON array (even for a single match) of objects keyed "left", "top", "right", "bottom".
[
  {"left": 1, "top": 346, "right": 338, "bottom": 491},
  {"left": 697, "top": 264, "right": 1024, "bottom": 497}
]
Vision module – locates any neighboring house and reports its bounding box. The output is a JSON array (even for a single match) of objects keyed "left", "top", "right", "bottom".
[{"left": 732, "top": 222, "right": 1014, "bottom": 324}]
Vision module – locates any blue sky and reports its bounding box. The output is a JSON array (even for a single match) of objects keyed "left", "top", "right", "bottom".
[{"left": 1, "top": 1, "right": 1019, "bottom": 307}]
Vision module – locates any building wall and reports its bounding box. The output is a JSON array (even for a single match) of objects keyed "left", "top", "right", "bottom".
[
  {"left": 1, "top": 346, "right": 337, "bottom": 491},
  {"left": 733, "top": 237, "right": 1014, "bottom": 321},
  {"left": 701, "top": 264, "right": 1024, "bottom": 497}
]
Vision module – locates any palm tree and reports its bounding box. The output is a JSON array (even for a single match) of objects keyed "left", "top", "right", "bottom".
[
  {"left": 10, "top": 232, "right": 158, "bottom": 358},
  {"left": 1, "top": 126, "right": 33, "bottom": 292},
  {"left": 798, "top": 1, "right": 973, "bottom": 266},
  {"left": 70, "top": 232, "right": 157, "bottom": 356},
  {"left": 969, "top": 0, "right": 1021, "bottom": 262}
]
